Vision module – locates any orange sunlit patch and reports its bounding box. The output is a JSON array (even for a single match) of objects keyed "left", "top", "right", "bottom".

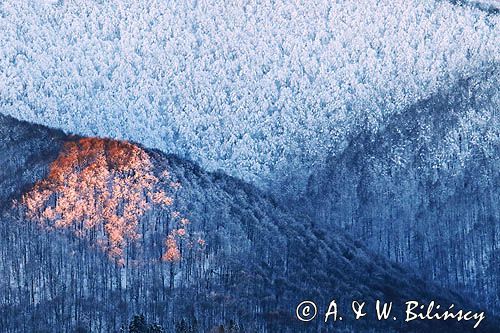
[{"left": 21, "top": 138, "right": 202, "bottom": 265}]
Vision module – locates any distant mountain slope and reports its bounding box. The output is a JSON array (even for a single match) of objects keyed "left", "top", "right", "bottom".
[
  {"left": 1, "top": 0, "right": 498, "bottom": 191},
  {"left": 0, "top": 114, "right": 498, "bottom": 332},
  {"left": 293, "top": 67, "right": 499, "bottom": 312}
]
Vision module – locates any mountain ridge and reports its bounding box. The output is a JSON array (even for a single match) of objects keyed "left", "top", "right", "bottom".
[
  {"left": 1, "top": 114, "right": 498, "bottom": 332},
  {"left": 291, "top": 65, "right": 499, "bottom": 313}
]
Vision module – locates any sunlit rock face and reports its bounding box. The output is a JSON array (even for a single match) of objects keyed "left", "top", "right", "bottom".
[{"left": 1, "top": 0, "right": 498, "bottom": 191}]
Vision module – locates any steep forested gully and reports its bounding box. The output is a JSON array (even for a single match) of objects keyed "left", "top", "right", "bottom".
[{"left": 289, "top": 68, "right": 499, "bottom": 315}]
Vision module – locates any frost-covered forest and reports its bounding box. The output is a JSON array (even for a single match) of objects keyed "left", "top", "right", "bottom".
[
  {"left": 0, "top": 0, "right": 499, "bottom": 332},
  {"left": 292, "top": 67, "right": 500, "bottom": 312},
  {"left": 4, "top": 114, "right": 497, "bottom": 332},
  {"left": 1, "top": 0, "right": 499, "bottom": 189}
]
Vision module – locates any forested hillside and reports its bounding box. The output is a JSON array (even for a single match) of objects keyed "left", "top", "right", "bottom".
[
  {"left": 0, "top": 114, "right": 497, "bottom": 332},
  {"left": 293, "top": 67, "right": 499, "bottom": 312},
  {"left": 1, "top": 0, "right": 498, "bottom": 332},
  {"left": 1, "top": 0, "right": 498, "bottom": 190}
]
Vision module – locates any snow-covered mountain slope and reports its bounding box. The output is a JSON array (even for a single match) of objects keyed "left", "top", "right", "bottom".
[
  {"left": 291, "top": 66, "right": 499, "bottom": 312},
  {"left": 0, "top": 114, "right": 65, "bottom": 209},
  {"left": 1, "top": 0, "right": 498, "bottom": 190},
  {"left": 1, "top": 114, "right": 498, "bottom": 332}
]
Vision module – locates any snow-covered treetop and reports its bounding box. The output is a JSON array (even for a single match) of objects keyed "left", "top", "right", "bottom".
[
  {"left": 0, "top": 0, "right": 498, "bottom": 189},
  {"left": 464, "top": 0, "right": 500, "bottom": 10}
]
